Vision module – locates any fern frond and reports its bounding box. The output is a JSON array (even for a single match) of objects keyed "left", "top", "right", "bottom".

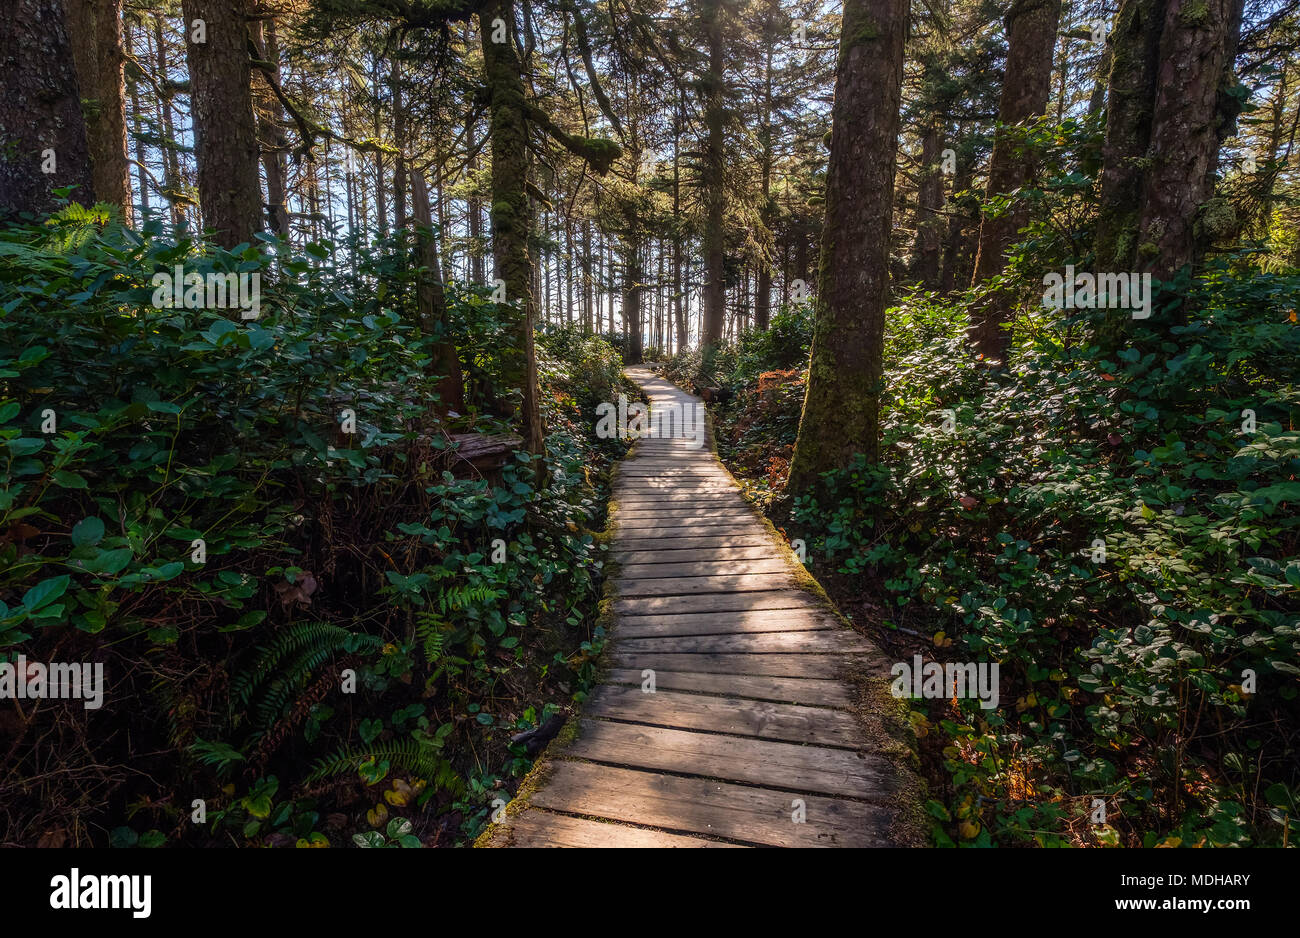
[
  {"left": 305, "top": 739, "right": 459, "bottom": 792},
  {"left": 233, "top": 622, "right": 378, "bottom": 707}
]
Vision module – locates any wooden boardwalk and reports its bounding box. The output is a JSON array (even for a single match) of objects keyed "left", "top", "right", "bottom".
[{"left": 481, "top": 368, "right": 920, "bottom": 848}]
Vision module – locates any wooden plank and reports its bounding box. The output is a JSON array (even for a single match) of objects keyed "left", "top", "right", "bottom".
[
  {"left": 503, "top": 809, "right": 742, "bottom": 848},
  {"left": 567, "top": 719, "right": 898, "bottom": 799},
  {"left": 529, "top": 761, "right": 895, "bottom": 848},
  {"left": 585, "top": 686, "right": 865, "bottom": 748},
  {"left": 603, "top": 669, "right": 853, "bottom": 707},
  {"left": 614, "top": 572, "right": 794, "bottom": 597},
  {"left": 612, "top": 534, "right": 775, "bottom": 552},
  {"left": 615, "top": 545, "right": 776, "bottom": 565},
  {"left": 616, "top": 522, "right": 767, "bottom": 537},
  {"left": 614, "top": 607, "right": 835, "bottom": 637},
  {"left": 609, "top": 651, "right": 862, "bottom": 679},
  {"left": 614, "top": 630, "right": 873, "bottom": 655},
  {"left": 615, "top": 507, "right": 755, "bottom": 520},
  {"left": 617, "top": 558, "right": 792, "bottom": 579},
  {"left": 614, "top": 590, "right": 817, "bottom": 616}
]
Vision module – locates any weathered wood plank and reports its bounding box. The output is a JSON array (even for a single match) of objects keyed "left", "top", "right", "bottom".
[
  {"left": 614, "top": 572, "right": 795, "bottom": 597},
  {"left": 614, "top": 607, "right": 835, "bottom": 637},
  {"left": 612, "top": 534, "right": 775, "bottom": 552},
  {"left": 614, "top": 590, "right": 817, "bottom": 616},
  {"left": 503, "top": 809, "right": 743, "bottom": 848},
  {"left": 585, "top": 686, "right": 865, "bottom": 748},
  {"left": 608, "top": 651, "right": 863, "bottom": 679},
  {"left": 604, "top": 668, "right": 853, "bottom": 706},
  {"left": 567, "top": 719, "right": 898, "bottom": 799},
  {"left": 614, "top": 545, "right": 777, "bottom": 565},
  {"left": 614, "top": 630, "right": 874, "bottom": 656},
  {"left": 529, "top": 761, "right": 895, "bottom": 847},
  {"left": 617, "top": 558, "right": 792, "bottom": 579}
]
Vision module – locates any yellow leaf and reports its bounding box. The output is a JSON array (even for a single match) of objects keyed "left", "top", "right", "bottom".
[
  {"left": 366, "top": 803, "right": 388, "bottom": 827},
  {"left": 958, "top": 819, "right": 980, "bottom": 839},
  {"left": 384, "top": 788, "right": 410, "bottom": 807}
]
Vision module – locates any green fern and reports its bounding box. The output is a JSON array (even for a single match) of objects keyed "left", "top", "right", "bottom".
[
  {"left": 305, "top": 740, "right": 462, "bottom": 795},
  {"left": 231, "top": 622, "right": 383, "bottom": 731},
  {"left": 414, "top": 584, "right": 501, "bottom": 665},
  {"left": 414, "top": 608, "right": 447, "bottom": 665},
  {"left": 43, "top": 201, "right": 121, "bottom": 253},
  {"left": 188, "top": 736, "right": 247, "bottom": 779}
]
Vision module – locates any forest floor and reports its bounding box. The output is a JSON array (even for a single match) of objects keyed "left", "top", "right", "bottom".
[{"left": 480, "top": 369, "right": 925, "bottom": 847}]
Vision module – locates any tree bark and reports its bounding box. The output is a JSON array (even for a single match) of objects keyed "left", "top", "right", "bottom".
[
  {"left": 700, "top": 0, "right": 727, "bottom": 349},
  {"left": 62, "top": 0, "right": 131, "bottom": 221},
  {"left": 910, "top": 120, "right": 943, "bottom": 288},
  {"left": 181, "top": 0, "right": 262, "bottom": 248},
  {"left": 787, "top": 0, "right": 907, "bottom": 496},
  {"left": 1095, "top": 0, "right": 1244, "bottom": 288},
  {"left": 251, "top": 18, "right": 289, "bottom": 237},
  {"left": 412, "top": 169, "right": 465, "bottom": 414},
  {"left": 0, "top": 0, "right": 94, "bottom": 216},
  {"left": 479, "top": 0, "right": 543, "bottom": 455},
  {"left": 967, "top": 0, "right": 1062, "bottom": 363}
]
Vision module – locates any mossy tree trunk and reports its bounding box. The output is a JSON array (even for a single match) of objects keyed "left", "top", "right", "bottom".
[
  {"left": 1138, "top": 0, "right": 1243, "bottom": 280},
  {"left": 0, "top": 0, "right": 94, "bottom": 216},
  {"left": 787, "top": 0, "right": 907, "bottom": 498},
  {"left": 909, "top": 120, "right": 944, "bottom": 289},
  {"left": 480, "top": 0, "right": 543, "bottom": 456},
  {"left": 412, "top": 168, "right": 465, "bottom": 415},
  {"left": 967, "top": 0, "right": 1062, "bottom": 364},
  {"left": 251, "top": 18, "right": 290, "bottom": 237},
  {"left": 700, "top": 0, "right": 727, "bottom": 349},
  {"left": 62, "top": 0, "right": 132, "bottom": 223},
  {"left": 1094, "top": 0, "right": 1244, "bottom": 347},
  {"left": 181, "top": 0, "right": 263, "bottom": 248}
]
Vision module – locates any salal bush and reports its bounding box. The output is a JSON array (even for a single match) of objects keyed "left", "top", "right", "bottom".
[
  {"left": 0, "top": 211, "right": 621, "bottom": 846},
  {"left": 794, "top": 263, "right": 1300, "bottom": 847}
]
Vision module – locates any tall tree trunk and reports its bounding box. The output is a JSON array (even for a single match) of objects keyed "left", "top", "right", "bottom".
[
  {"left": 0, "top": 0, "right": 94, "bottom": 216},
  {"left": 251, "top": 18, "right": 289, "bottom": 237},
  {"left": 62, "top": 0, "right": 131, "bottom": 221},
  {"left": 623, "top": 232, "right": 643, "bottom": 364},
  {"left": 582, "top": 220, "right": 593, "bottom": 331},
  {"left": 967, "top": 0, "right": 1062, "bottom": 363},
  {"left": 1096, "top": 0, "right": 1245, "bottom": 286},
  {"left": 152, "top": 14, "right": 185, "bottom": 227},
  {"left": 181, "top": 0, "right": 262, "bottom": 248},
  {"left": 1138, "top": 0, "right": 1243, "bottom": 280},
  {"left": 480, "top": 0, "right": 543, "bottom": 454},
  {"left": 700, "top": 0, "right": 727, "bottom": 348},
  {"left": 125, "top": 22, "right": 149, "bottom": 218},
  {"left": 392, "top": 50, "right": 408, "bottom": 254},
  {"left": 1095, "top": 0, "right": 1165, "bottom": 271},
  {"left": 467, "top": 116, "right": 486, "bottom": 283},
  {"left": 940, "top": 143, "right": 975, "bottom": 293},
  {"left": 412, "top": 169, "right": 465, "bottom": 414},
  {"left": 755, "top": 0, "right": 778, "bottom": 331},
  {"left": 372, "top": 55, "right": 388, "bottom": 239},
  {"left": 787, "top": 0, "right": 907, "bottom": 496},
  {"left": 910, "top": 120, "right": 944, "bottom": 288},
  {"left": 673, "top": 88, "right": 687, "bottom": 350}
]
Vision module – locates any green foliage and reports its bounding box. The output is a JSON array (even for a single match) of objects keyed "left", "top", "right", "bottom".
[
  {"left": 0, "top": 209, "right": 621, "bottom": 846},
  {"left": 789, "top": 262, "right": 1300, "bottom": 846}
]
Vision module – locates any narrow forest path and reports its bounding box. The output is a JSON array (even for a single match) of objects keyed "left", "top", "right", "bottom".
[{"left": 480, "top": 368, "right": 922, "bottom": 847}]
